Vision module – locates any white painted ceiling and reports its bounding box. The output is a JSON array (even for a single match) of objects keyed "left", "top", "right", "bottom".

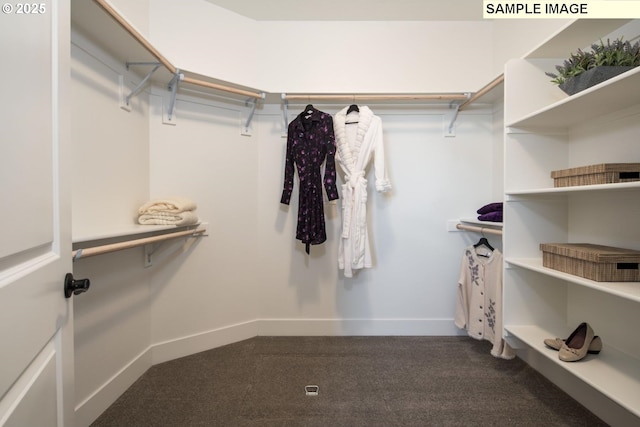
[{"left": 203, "top": 0, "right": 485, "bottom": 21}]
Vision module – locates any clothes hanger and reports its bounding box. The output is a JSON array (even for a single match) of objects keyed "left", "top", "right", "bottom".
[
  {"left": 474, "top": 232, "right": 494, "bottom": 257},
  {"left": 346, "top": 104, "right": 360, "bottom": 124},
  {"left": 475, "top": 237, "right": 494, "bottom": 249},
  {"left": 303, "top": 104, "right": 315, "bottom": 120}
]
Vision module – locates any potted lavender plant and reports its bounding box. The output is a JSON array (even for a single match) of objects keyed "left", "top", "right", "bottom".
[{"left": 546, "top": 38, "right": 640, "bottom": 95}]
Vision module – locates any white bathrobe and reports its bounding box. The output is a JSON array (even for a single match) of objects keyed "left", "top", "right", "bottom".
[{"left": 333, "top": 106, "right": 391, "bottom": 277}]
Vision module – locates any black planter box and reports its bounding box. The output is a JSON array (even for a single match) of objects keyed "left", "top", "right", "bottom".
[{"left": 559, "top": 66, "right": 634, "bottom": 95}]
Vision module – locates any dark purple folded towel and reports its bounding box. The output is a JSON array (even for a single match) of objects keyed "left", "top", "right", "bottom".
[
  {"left": 477, "top": 202, "right": 503, "bottom": 214},
  {"left": 478, "top": 211, "right": 503, "bottom": 222}
]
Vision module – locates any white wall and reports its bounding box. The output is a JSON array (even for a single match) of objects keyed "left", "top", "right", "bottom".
[
  {"left": 256, "top": 104, "right": 498, "bottom": 335},
  {"left": 70, "top": 32, "right": 154, "bottom": 426},
  {"left": 70, "top": 32, "right": 151, "bottom": 236},
  {"left": 143, "top": 96, "right": 498, "bottom": 345},
  {"left": 491, "top": 19, "right": 571, "bottom": 74},
  {"left": 147, "top": 92, "right": 261, "bottom": 362},
  {"left": 111, "top": 0, "right": 585, "bottom": 94},
  {"left": 148, "top": 0, "right": 494, "bottom": 93},
  {"left": 492, "top": 100, "right": 505, "bottom": 199},
  {"left": 149, "top": 0, "right": 259, "bottom": 88},
  {"left": 253, "top": 21, "right": 494, "bottom": 93}
]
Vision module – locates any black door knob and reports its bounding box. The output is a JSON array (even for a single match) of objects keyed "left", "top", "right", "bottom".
[{"left": 64, "top": 273, "right": 90, "bottom": 298}]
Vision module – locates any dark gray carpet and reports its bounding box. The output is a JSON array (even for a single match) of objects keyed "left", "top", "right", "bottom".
[{"left": 90, "top": 336, "right": 607, "bottom": 427}]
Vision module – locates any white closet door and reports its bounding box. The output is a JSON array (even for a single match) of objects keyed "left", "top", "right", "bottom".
[{"left": 0, "top": 1, "right": 74, "bottom": 426}]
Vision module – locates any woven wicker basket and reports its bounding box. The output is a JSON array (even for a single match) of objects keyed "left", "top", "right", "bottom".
[
  {"left": 551, "top": 163, "right": 640, "bottom": 187},
  {"left": 540, "top": 243, "right": 640, "bottom": 282}
]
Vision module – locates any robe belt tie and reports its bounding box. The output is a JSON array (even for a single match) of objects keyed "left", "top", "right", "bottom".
[
  {"left": 348, "top": 171, "right": 364, "bottom": 188},
  {"left": 341, "top": 171, "right": 366, "bottom": 242}
]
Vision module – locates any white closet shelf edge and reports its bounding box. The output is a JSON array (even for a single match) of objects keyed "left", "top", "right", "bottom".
[
  {"left": 505, "top": 324, "right": 640, "bottom": 419},
  {"left": 72, "top": 223, "right": 206, "bottom": 244},
  {"left": 505, "top": 258, "right": 640, "bottom": 303}
]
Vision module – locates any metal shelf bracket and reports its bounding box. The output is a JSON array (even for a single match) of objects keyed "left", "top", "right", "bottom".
[
  {"left": 166, "top": 69, "right": 184, "bottom": 123},
  {"left": 123, "top": 62, "right": 161, "bottom": 108},
  {"left": 242, "top": 95, "right": 263, "bottom": 136},
  {"left": 281, "top": 93, "right": 290, "bottom": 138},
  {"left": 444, "top": 93, "right": 470, "bottom": 137}
]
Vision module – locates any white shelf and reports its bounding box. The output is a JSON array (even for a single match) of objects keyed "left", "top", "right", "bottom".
[
  {"left": 72, "top": 223, "right": 207, "bottom": 263},
  {"left": 524, "top": 19, "right": 632, "bottom": 59},
  {"left": 506, "top": 181, "right": 640, "bottom": 198},
  {"left": 506, "top": 66, "right": 640, "bottom": 129},
  {"left": 505, "top": 324, "right": 640, "bottom": 418},
  {"left": 459, "top": 218, "right": 503, "bottom": 228},
  {"left": 73, "top": 223, "right": 203, "bottom": 245},
  {"left": 74, "top": 224, "right": 178, "bottom": 244},
  {"left": 506, "top": 258, "right": 640, "bottom": 303}
]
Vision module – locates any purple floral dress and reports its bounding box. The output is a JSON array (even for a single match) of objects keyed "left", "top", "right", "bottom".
[{"left": 280, "top": 106, "right": 339, "bottom": 253}]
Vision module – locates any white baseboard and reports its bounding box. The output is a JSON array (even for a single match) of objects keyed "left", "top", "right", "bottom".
[
  {"left": 150, "top": 319, "right": 259, "bottom": 365},
  {"left": 149, "top": 319, "right": 460, "bottom": 365},
  {"left": 75, "top": 347, "right": 152, "bottom": 427},
  {"left": 257, "top": 318, "right": 463, "bottom": 336}
]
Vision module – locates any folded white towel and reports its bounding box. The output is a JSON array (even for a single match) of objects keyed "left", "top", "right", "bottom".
[
  {"left": 137, "top": 210, "right": 199, "bottom": 226},
  {"left": 138, "top": 197, "right": 197, "bottom": 214}
]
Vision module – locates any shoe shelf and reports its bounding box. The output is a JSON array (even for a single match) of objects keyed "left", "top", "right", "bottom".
[
  {"left": 506, "top": 258, "right": 640, "bottom": 304},
  {"left": 505, "top": 324, "right": 640, "bottom": 418}
]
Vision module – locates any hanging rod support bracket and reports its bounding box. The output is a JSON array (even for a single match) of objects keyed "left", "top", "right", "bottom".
[
  {"left": 166, "top": 69, "right": 183, "bottom": 124},
  {"left": 444, "top": 93, "right": 471, "bottom": 138},
  {"left": 242, "top": 97, "right": 259, "bottom": 136},
  {"left": 444, "top": 103, "right": 460, "bottom": 138},
  {"left": 125, "top": 63, "right": 161, "bottom": 106},
  {"left": 281, "top": 93, "right": 289, "bottom": 138},
  {"left": 126, "top": 61, "right": 162, "bottom": 70},
  {"left": 144, "top": 228, "right": 207, "bottom": 267}
]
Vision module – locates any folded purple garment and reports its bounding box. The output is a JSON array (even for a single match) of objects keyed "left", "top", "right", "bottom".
[
  {"left": 478, "top": 211, "right": 503, "bottom": 222},
  {"left": 477, "top": 202, "right": 503, "bottom": 214}
]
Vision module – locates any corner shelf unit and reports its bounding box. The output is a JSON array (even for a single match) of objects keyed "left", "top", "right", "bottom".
[{"left": 502, "top": 20, "right": 640, "bottom": 424}]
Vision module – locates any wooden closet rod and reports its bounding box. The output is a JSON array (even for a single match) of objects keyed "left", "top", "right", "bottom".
[
  {"left": 72, "top": 227, "right": 207, "bottom": 261},
  {"left": 455, "top": 223, "right": 503, "bottom": 236},
  {"left": 458, "top": 74, "right": 504, "bottom": 111},
  {"left": 283, "top": 93, "right": 470, "bottom": 102},
  {"left": 94, "top": 0, "right": 264, "bottom": 100}
]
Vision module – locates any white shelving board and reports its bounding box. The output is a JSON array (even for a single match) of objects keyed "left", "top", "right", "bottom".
[
  {"left": 73, "top": 223, "right": 205, "bottom": 246},
  {"left": 506, "top": 181, "right": 640, "bottom": 198},
  {"left": 506, "top": 66, "right": 640, "bottom": 129},
  {"left": 506, "top": 258, "right": 640, "bottom": 303},
  {"left": 505, "top": 324, "right": 640, "bottom": 418},
  {"left": 73, "top": 224, "right": 176, "bottom": 243},
  {"left": 524, "top": 19, "right": 633, "bottom": 59},
  {"left": 459, "top": 218, "right": 503, "bottom": 228},
  {"left": 503, "top": 18, "right": 640, "bottom": 424}
]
